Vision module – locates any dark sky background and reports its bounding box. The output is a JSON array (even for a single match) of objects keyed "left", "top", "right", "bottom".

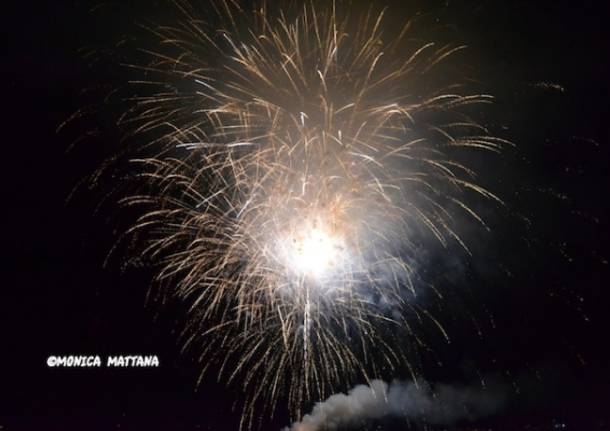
[{"left": 4, "top": 1, "right": 610, "bottom": 430}]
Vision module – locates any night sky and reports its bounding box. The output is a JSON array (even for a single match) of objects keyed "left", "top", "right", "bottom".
[{"left": 4, "top": 1, "right": 610, "bottom": 430}]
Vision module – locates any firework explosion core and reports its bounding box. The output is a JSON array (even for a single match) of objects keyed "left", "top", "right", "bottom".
[{"left": 108, "top": 0, "right": 509, "bottom": 427}]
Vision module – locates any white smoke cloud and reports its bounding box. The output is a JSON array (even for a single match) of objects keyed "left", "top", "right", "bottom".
[{"left": 284, "top": 378, "right": 507, "bottom": 431}]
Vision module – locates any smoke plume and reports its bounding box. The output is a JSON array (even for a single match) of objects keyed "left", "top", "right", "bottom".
[{"left": 284, "top": 379, "right": 507, "bottom": 431}]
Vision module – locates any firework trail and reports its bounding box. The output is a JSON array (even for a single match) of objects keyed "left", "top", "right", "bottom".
[{"left": 103, "top": 0, "right": 509, "bottom": 427}]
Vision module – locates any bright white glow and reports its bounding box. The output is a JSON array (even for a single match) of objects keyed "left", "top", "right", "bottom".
[
  {"left": 293, "top": 228, "right": 335, "bottom": 275},
  {"left": 281, "top": 225, "right": 344, "bottom": 279}
]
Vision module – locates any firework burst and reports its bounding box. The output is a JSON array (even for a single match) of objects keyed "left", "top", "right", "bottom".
[{"left": 105, "top": 0, "right": 510, "bottom": 427}]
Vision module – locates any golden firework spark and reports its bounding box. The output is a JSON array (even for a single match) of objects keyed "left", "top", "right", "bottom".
[{"left": 109, "top": 0, "right": 510, "bottom": 427}]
